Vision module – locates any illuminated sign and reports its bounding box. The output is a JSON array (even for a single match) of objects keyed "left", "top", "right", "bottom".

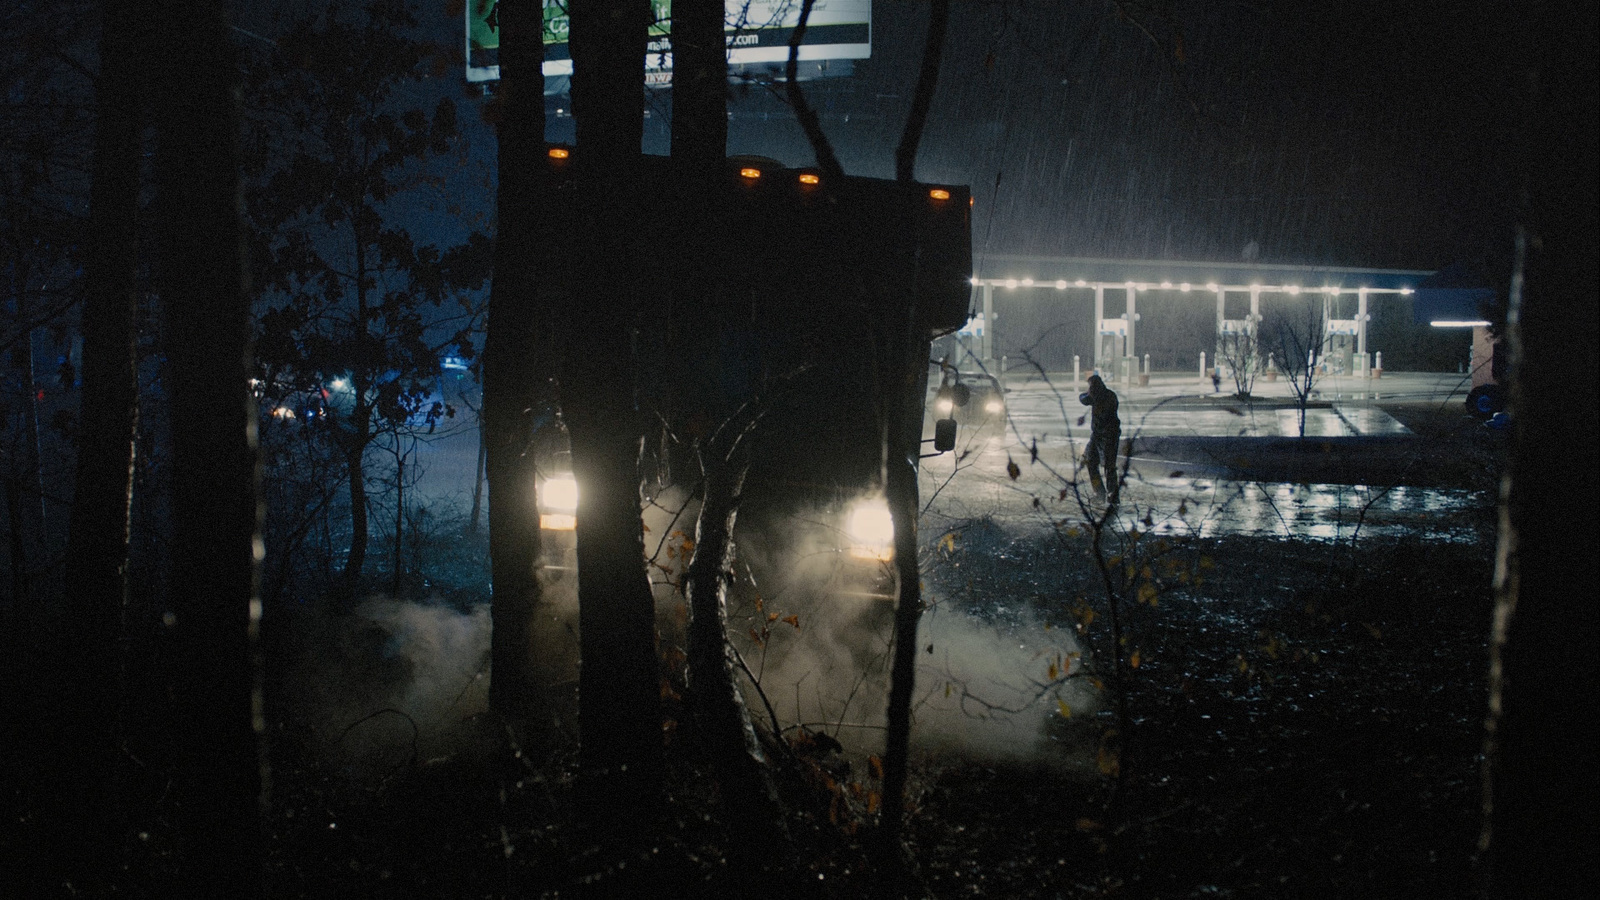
[{"left": 466, "top": 0, "right": 871, "bottom": 85}]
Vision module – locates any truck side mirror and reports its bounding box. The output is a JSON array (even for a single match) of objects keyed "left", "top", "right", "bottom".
[{"left": 934, "top": 417, "right": 957, "bottom": 453}]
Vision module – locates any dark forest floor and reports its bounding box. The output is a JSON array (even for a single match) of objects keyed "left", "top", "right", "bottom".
[
  {"left": 2, "top": 402, "right": 1501, "bottom": 898},
  {"left": 905, "top": 534, "right": 1492, "bottom": 899},
  {"left": 239, "top": 532, "right": 1492, "bottom": 899}
]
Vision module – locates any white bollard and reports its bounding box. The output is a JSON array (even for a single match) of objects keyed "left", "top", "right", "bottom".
[
  {"left": 1200, "top": 351, "right": 1208, "bottom": 384},
  {"left": 1074, "top": 355, "right": 1080, "bottom": 386}
]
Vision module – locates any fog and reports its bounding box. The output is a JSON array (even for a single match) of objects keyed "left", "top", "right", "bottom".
[
  {"left": 279, "top": 597, "right": 494, "bottom": 772},
  {"left": 276, "top": 486, "right": 1096, "bottom": 775}
]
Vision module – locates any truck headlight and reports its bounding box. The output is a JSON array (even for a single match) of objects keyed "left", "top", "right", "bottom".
[
  {"left": 935, "top": 396, "right": 954, "bottom": 416},
  {"left": 540, "top": 475, "right": 579, "bottom": 531},
  {"left": 846, "top": 499, "right": 894, "bottom": 561},
  {"left": 985, "top": 397, "right": 1004, "bottom": 414}
]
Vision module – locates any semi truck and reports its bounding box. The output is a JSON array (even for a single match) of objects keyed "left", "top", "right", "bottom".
[{"left": 528, "top": 144, "right": 974, "bottom": 580}]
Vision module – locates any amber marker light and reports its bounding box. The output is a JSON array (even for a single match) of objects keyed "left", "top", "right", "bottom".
[
  {"left": 798, "top": 173, "right": 820, "bottom": 185},
  {"left": 739, "top": 167, "right": 762, "bottom": 179},
  {"left": 548, "top": 147, "right": 570, "bottom": 159},
  {"left": 929, "top": 188, "right": 951, "bottom": 200}
]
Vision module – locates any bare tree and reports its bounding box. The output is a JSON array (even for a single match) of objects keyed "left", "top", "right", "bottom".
[
  {"left": 243, "top": 5, "right": 487, "bottom": 597},
  {"left": 1, "top": 3, "right": 90, "bottom": 612},
  {"left": 879, "top": 0, "right": 951, "bottom": 871},
  {"left": 1213, "top": 323, "right": 1263, "bottom": 399},
  {"left": 666, "top": 0, "right": 791, "bottom": 848},
  {"left": 1263, "top": 301, "right": 1325, "bottom": 438}
]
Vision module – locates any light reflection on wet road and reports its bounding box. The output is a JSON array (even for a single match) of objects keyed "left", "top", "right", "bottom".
[{"left": 922, "top": 373, "right": 1492, "bottom": 544}]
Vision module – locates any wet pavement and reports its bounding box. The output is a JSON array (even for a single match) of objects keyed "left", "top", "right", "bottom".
[
  {"left": 987, "top": 369, "right": 1469, "bottom": 438},
  {"left": 406, "top": 368, "right": 1493, "bottom": 545},
  {"left": 920, "top": 370, "right": 1495, "bottom": 544}
]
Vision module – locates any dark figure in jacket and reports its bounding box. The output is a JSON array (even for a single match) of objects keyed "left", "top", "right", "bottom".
[{"left": 1078, "top": 373, "right": 1121, "bottom": 498}]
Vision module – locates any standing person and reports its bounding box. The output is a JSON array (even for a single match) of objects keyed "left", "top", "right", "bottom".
[{"left": 1079, "top": 373, "right": 1121, "bottom": 499}]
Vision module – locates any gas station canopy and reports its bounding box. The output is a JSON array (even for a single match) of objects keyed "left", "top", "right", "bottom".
[
  {"left": 970, "top": 255, "right": 1428, "bottom": 295},
  {"left": 961, "top": 255, "right": 1434, "bottom": 377}
]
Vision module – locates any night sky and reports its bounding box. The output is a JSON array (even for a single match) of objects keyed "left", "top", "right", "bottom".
[
  {"left": 677, "top": 0, "right": 1525, "bottom": 270},
  {"left": 233, "top": 1, "right": 1540, "bottom": 282}
]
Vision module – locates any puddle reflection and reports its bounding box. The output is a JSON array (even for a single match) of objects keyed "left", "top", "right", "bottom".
[{"left": 1157, "top": 481, "right": 1492, "bottom": 543}]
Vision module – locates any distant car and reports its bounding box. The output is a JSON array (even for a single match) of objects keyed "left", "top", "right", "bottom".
[{"left": 932, "top": 369, "right": 1006, "bottom": 424}]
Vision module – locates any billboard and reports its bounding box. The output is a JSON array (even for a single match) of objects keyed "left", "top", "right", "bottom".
[{"left": 465, "top": 0, "right": 871, "bottom": 85}]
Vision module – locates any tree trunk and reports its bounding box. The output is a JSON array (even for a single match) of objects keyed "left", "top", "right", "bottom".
[
  {"left": 894, "top": 0, "right": 948, "bottom": 184},
  {"left": 4, "top": 259, "right": 47, "bottom": 608},
  {"left": 786, "top": 0, "right": 844, "bottom": 178},
  {"left": 469, "top": 420, "right": 486, "bottom": 535},
  {"left": 485, "top": 0, "right": 549, "bottom": 721},
  {"left": 671, "top": 0, "right": 788, "bottom": 845},
  {"left": 877, "top": 352, "right": 927, "bottom": 865},
  {"left": 670, "top": 0, "right": 726, "bottom": 166},
  {"left": 684, "top": 447, "right": 788, "bottom": 840},
  {"left": 150, "top": 0, "right": 266, "bottom": 892},
  {"left": 342, "top": 432, "right": 369, "bottom": 594},
  {"left": 567, "top": 0, "right": 663, "bottom": 819},
  {"left": 879, "top": 0, "right": 950, "bottom": 869},
  {"left": 1481, "top": 7, "right": 1598, "bottom": 893},
  {"left": 391, "top": 444, "right": 405, "bottom": 596},
  {"left": 43, "top": 1, "right": 143, "bottom": 890}
]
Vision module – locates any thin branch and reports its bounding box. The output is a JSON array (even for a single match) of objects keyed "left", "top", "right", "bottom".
[{"left": 785, "top": 0, "right": 843, "bottom": 178}]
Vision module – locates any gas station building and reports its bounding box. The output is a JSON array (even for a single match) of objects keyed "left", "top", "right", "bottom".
[{"left": 958, "top": 255, "right": 1434, "bottom": 384}]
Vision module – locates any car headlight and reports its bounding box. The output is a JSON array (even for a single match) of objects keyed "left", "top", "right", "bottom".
[
  {"left": 935, "top": 396, "right": 954, "bottom": 415},
  {"left": 540, "top": 475, "right": 579, "bottom": 530},
  {"left": 984, "top": 397, "right": 1003, "bottom": 414},
  {"left": 846, "top": 499, "right": 894, "bottom": 560}
]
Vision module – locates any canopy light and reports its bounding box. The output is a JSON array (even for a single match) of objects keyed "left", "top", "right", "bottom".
[
  {"left": 1021, "top": 278, "right": 1034, "bottom": 287},
  {"left": 928, "top": 188, "right": 951, "bottom": 201},
  {"left": 1431, "top": 319, "right": 1491, "bottom": 328},
  {"left": 1056, "top": 280, "right": 1068, "bottom": 290},
  {"left": 739, "top": 167, "right": 761, "bottom": 179},
  {"left": 547, "top": 147, "right": 570, "bottom": 159},
  {"left": 1180, "top": 283, "right": 1191, "bottom": 292},
  {"left": 1400, "top": 288, "right": 1414, "bottom": 295},
  {"left": 798, "top": 173, "right": 820, "bottom": 185}
]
